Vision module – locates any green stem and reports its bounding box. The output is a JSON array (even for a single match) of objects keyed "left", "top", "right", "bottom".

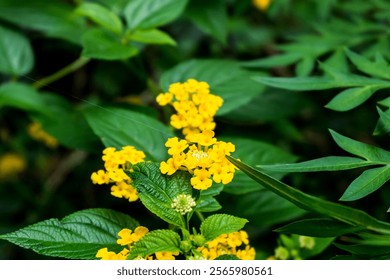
[
  {"left": 195, "top": 211, "right": 205, "bottom": 223},
  {"left": 32, "top": 57, "right": 90, "bottom": 89}
]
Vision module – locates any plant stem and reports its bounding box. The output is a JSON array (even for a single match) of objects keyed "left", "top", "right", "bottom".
[
  {"left": 195, "top": 211, "right": 205, "bottom": 223},
  {"left": 32, "top": 57, "right": 90, "bottom": 89}
]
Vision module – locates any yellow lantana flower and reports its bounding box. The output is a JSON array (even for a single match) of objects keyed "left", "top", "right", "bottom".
[{"left": 91, "top": 146, "right": 145, "bottom": 202}]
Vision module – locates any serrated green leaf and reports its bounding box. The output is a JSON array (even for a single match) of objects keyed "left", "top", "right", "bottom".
[
  {"left": 128, "top": 230, "right": 181, "bottom": 259},
  {"left": 325, "top": 86, "right": 382, "bottom": 111},
  {"left": 329, "top": 129, "right": 390, "bottom": 162},
  {"left": 345, "top": 48, "right": 390, "bottom": 80},
  {"left": 340, "top": 165, "right": 390, "bottom": 201},
  {"left": 0, "top": 25, "right": 34, "bottom": 76},
  {"left": 227, "top": 157, "right": 390, "bottom": 235},
  {"left": 130, "top": 162, "right": 192, "bottom": 228},
  {"left": 258, "top": 156, "right": 379, "bottom": 173},
  {"left": 0, "top": 208, "right": 139, "bottom": 259},
  {"left": 160, "top": 59, "right": 263, "bottom": 115},
  {"left": 75, "top": 2, "right": 123, "bottom": 34},
  {"left": 200, "top": 214, "right": 248, "bottom": 241},
  {"left": 124, "top": 0, "right": 188, "bottom": 30},
  {"left": 195, "top": 184, "right": 223, "bottom": 212},
  {"left": 83, "top": 106, "right": 173, "bottom": 161},
  {"left": 186, "top": 0, "right": 228, "bottom": 44},
  {"left": 81, "top": 28, "right": 138, "bottom": 60},
  {"left": 374, "top": 107, "right": 390, "bottom": 135},
  {"left": 276, "top": 218, "right": 363, "bottom": 237},
  {"left": 214, "top": 254, "right": 240, "bottom": 260},
  {"left": 127, "top": 28, "right": 176, "bottom": 45}
]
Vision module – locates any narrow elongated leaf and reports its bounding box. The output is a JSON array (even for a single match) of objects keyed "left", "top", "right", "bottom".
[
  {"left": 227, "top": 157, "right": 390, "bottom": 235},
  {"left": 130, "top": 162, "right": 192, "bottom": 228},
  {"left": 240, "top": 53, "right": 302, "bottom": 68},
  {"left": 276, "top": 218, "right": 363, "bottom": 237},
  {"left": 83, "top": 106, "right": 173, "bottom": 161},
  {"left": 160, "top": 59, "right": 263, "bottom": 115},
  {"left": 81, "top": 28, "right": 138, "bottom": 60},
  {"left": 345, "top": 48, "right": 390, "bottom": 80},
  {"left": 0, "top": 25, "right": 34, "bottom": 76},
  {"left": 124, "top": 0, "right": 188, "bottom": 30},
  {"left": 75, "top": 2, "right": 123, "bottom": 34},
  {"left": 325, "top": 86, "right": 382, "bottom": 111},
  {"left": 252, "top": 75, "right": 390, "bottom": 91},
  {"left": 128, "top": 230, "right": 181, "bottom": 259},
  {"left": 200, "top": 214, "right": 248, "bottom": 241},
  {"left": 0, "top": 208, "right": 139, "bottom": 259},
  {"left": 374, "top": 107, "right": 390, "bottom": 135},
  {"left": 340, "top": 165, "right": 390, "bottom": 201},
  {"left": 330, "top": 129, "right": 390, "bottom": 162},
  {"left": 258, "top": 156, "right": 379, "bottom": 173},
  {"left": 128, "top": 29, "right": 176, "bottom": 45}
]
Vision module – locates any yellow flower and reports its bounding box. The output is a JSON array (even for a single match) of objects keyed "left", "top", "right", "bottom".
[
  {"left": 117, "top": 226, "right": 149, "bottom": 246},
  {"left": 27, "top": 122, "right": 58, "bottom": 148},
  {"left": 156, "top": 79, "right": 223, "bottom": 138},
  {"left": 0, "top": 153, "right": 26, "bottom": 179},
  {"left": 252, "top": 0, "right": 271, "bottom": 11},
  {"left": 91, "top": 146, "right": 146, "bottom": 202},
  {"left": 155, "top": 251, "right": 180, "bottom": 260},
  {"left": 197, "top": 231, "right": 255, "bottom": 260},
  {"left": 191, "top": 168, "right": 213, "bottom": 190},
  {"left": 96, "top": 248, "right": 129, "bottom": 260}
]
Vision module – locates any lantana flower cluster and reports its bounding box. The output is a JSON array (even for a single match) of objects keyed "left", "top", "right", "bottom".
[
  {"left": 157, "top": 79, "right": 236, "bottom": 191},
  {"left": 156, "top": 79, "right": 223, "bottom": 138},
  {"left": 197, "top": 231, "right": 256, "bottom": 260},
  {"left": 160, "top": 130, "right": 235, "bottom": 190},
  {"left": 91, "top": 146, "right": 145, "bottom": 202},
  {"left": 96, "top": 226, "right": 180, "bottom": 260}
]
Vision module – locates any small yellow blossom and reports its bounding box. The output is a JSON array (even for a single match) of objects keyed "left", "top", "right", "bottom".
[
  {"left": 117, "top": 226, "right": 149, "bottom": 246},
  {"left": 96, "top": 248, "right": 129, "bottom": 260},
  {"left": 197, "top": 231, "right": 255, "bottom": 260},
  {"left": 91, "top": 146, "right": 146, "bottom": 202},
  {"left": 27, "top": 122, "right": 58, "bottom": 148},
  {"left": 160, "top": 131, "right": 236, "bottom": 190},
  {"left": 0, "top": 153, "right": 26, "bottom": 179},
  {"left": 253, "top": 0, "right": 271, "bottom": 11},
  {"left": 156, "top": 79, "right": 223, "bottom": 138},
  {"left": 155, "top": 251, "right": 180, "bottom": 260}
]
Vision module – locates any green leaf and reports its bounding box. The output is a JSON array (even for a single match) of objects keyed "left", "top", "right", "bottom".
[
  {"left": 240, "top": 53, "right": 302, "bottom": 68},
  {"left": 127, "top": 29, "right": 176, "bottom": 46},
  {"left": 130, "top": 162, "right": 192, "bottom": 228},
  {"left": 227, "top": 157, "right": 390, "bottom": 235},
  {"left": 276, "top": 218, "right": 363, "bottom": 237},
  {"left": 0, "top": 82, "right": 47, "bottom": 113},
  {"left": 127, "top": 229, "right": 181, "bottom": 259},
  {"left": 83, "top": 106, "right": 173, "bottom": 161},
  {"left": 340, "top": 165, "right": 390, "bottom": 201},
  {"left": 345, "top": 48, "right": 390, "bottom": 80},
  {"left": 374, "top": 107, "right": 390, "bottom": 135},
  {"left": 124, "top": 0, "right": 188, "bottom": 30},
  {"left": 200, "top": 214, "right": 248, "bottom": 241},
  {"left": 0, "top": 0, "right": 86, "bottom": 44},
  {"left": 295, "top": 56, "right": 315, "bottom": 77},
  {"left": 329, "top": 129, "right": 390, "bottom": 162},
  {"left": 221, "top": 137, "right": 298, "bottom": 194},
  {"left": 0, "top": 208, "right": 139, "bottom": 259},
  {"left": 335, "top": 243, "right": 390, "bottom": 259},
  {"left": 160, "top": 59, "right": 263, "bottom": 115},
  {"left": 185, "top": 0, "right": 228, "bottom": 44},
  {"left": 258, "top": 156, "right": 378, "bottom": 173},
  {"left": 252, "top": 74, "right": 390, "bottom": 91},
  {"left": 195, "top": 184, "right": 223, "bottom": 212},
  {"left": 214, "top": 254, "right": 240, "bottom": 260},
  {"left": 81, "top": 28, "right": 138, "bottom": 60},
  {"left": 0, "top": 25, "right": 34, "bottom": 76},
  {"left": 325, "top": 86, "right": 382, "bottom": 111},
  {"left": 75, "top": 2, "right": 123, "bottom": 34}
]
